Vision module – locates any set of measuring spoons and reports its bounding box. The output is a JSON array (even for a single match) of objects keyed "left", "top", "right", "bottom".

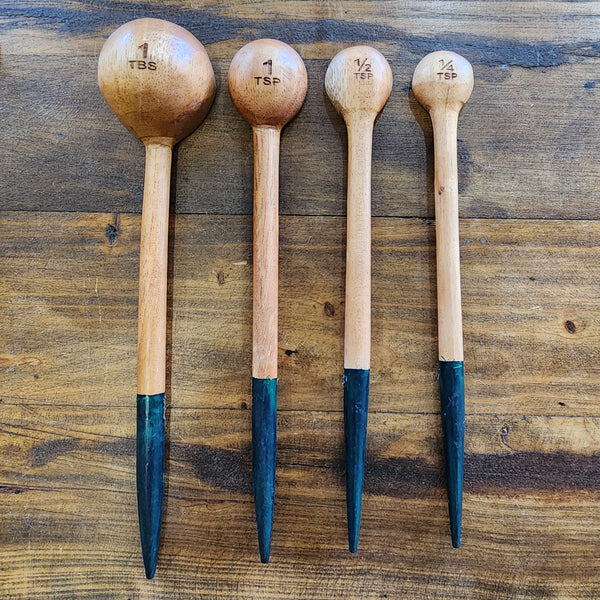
[{"left": 97, "top": 17, "right": 473, "bottom": 578}]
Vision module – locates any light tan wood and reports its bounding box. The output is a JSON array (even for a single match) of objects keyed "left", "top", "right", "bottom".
[
  {"left": 3, "top": 211, "right": 600, "bottom": 416},
  {"left": 325, "top": 46, "right": 392, "bottom": 370},
  {"left": 252, "top": 127, "right": 280, "bottom": 378},
  {"left": 412, "top": 51, "right": 474, "bottom": 362},
  {"left": 97, "top": 18, "right": 215, "bottom": 144},
  {"left": 3, "top": 401, "right": 600, "bottom": 598},
  {"left": 228, "top": 39, "right": 307, "bottom": 379},
  {"left": 5, "top": 2, "right": 600, "bottom": 598},
  {"left": 3, "top": 210, "right": 600, "bottom": 597},
  {"left": 97, "top": 17, "right": 215, "bottom": 394},
  {"left": 136, "top": 141, "right": 171, "bottom": 394}
]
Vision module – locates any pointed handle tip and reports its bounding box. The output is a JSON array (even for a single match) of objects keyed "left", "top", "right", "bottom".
[
  {"left": 451, "top": 515, "right": 462, "bottom": 547},
  {"left": 256, "top": 526, "right": 273, "bottom": 564},
  {"left": 137, "top": 393, "right": 166, "bottom": 579},
  {"left": 252, "top": 378, "right": 277, "bottom": 563},
  {"left": 259, "top": 550, "right": 271, "bottom": 564},
  {"left": 143, "top": 560, "right": 157, "bottom": 580},
  {"left": 343, "top": 369, "right": 370, "bottom": 554},
  {"left": 449, "top": 494, "right": 462, "bottom": 549},
  {"left": 438, "top": 361, "right": 465, "bottom": 548}
]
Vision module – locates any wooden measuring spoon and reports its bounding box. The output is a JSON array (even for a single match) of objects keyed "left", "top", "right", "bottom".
[
  {"left": 228, "top": 38, "right": 307, "bottom": 563},
  {"left": 325, "top": 46, "right": 392, "bottom": 553},
  {"left": 98, "top": 17, "right": 215, "bottom": 578},
  {"left": 412, "top": 50, "right": 473, "bottom": 548}
]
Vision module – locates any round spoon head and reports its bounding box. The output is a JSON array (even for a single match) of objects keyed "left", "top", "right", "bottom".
[
  {"left": 411, "top": 51, "right": 473, "bottom": 114},
  {"left": 325, "top": 46, "right": 393, "bottom": 121},
  {"left": 98, "top": 18, "right": 215, "bottom": 144},
  {"left": 228, "top": 39, "right": 307, "bottom": 129}
]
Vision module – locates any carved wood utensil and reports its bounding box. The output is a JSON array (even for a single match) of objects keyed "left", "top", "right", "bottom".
[
  {"left": 98, "top": 17, "right": 215, "bottom": 578},
  {"left": 412, "top": 50, "right": 474, "bottom": 548},
  {"left": 228, "top": 38, "right": 307, "bottom": 563},
  {"left": 325, "top": 46, "right": 392, "bottom": 553}
]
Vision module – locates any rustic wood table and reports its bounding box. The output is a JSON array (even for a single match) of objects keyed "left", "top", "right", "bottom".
[{"left": 1, "top": 2, "right": 600, "bottom": 598}]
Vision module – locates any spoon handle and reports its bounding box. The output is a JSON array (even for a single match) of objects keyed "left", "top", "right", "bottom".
[
  {"left": 344, "top": 117, "right": 374, "bottom": 370},
  {"left": 251, "top": 125, "right": 280, "bottom": 563},
  {"left": 252, "top": 126, "right": 280, "bottom": 380},
  {"left": 138, "top": 141, "right": 172, "bottom": 393},
  {"left": 136, "top": 139, "right": 172, "bottom": 579},
  {"left": 431, "top": 107, "right": 464, "bottom": 548},
  {"left": 343, "top": 116, "right": 375, "bottom": 553},
  {"left": 431, "top": 109, "right": 463, "bottom": 362}
]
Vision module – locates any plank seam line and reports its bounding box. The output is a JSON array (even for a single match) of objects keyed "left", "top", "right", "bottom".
[
  {"left": 1, "top": 210, "right": 600, "bottom": 222},
  {"left": 1, "top": 404, "right": 595, "bottom": 419}
]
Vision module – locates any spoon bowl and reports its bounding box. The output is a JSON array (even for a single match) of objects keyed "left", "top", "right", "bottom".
[
  {"left": 228, "top": 38, "right": 307, "bottom": 129},
  {"left": 98, "top": 17, "right": 215, "bottom": 144},
  {"left": 411, "top": 50, "right": 473, "bottom": 114},
  {"left": 325, "top": 45, "right": 393, "bottom": 121}
]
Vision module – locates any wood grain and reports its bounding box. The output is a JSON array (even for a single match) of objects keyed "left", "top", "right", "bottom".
[
  {"left": 97, "top": 17, "right": 216, "bottom": 399},
  {"left": 412, "top": 51, "right": 474, "bottom": 361},
  {"left": 2, "top": 404, "right": 600, "bottom": 598},
  {"left": 228, "top": 38, "right": 308, "bottom": 379},
  {"left": 1, "top": 212, "right": 599, "bottom": 417},
  {"left": 137, "top": 141, "right": 172, "bottom": 395},
  {"left": 325, "top": 46, "right": 393, "bottom": 371},
  {"left": 344, "top": 115, "right": 374, "bottom": 370},
  {"left": 1, "top": 2, "right": 600, "bottom": 218},
  {"left": 2, "top": 1, "right": 600, "bottom": 598},
  {"left": 251, "top": 126, "right": 280, "bottom": 379}
]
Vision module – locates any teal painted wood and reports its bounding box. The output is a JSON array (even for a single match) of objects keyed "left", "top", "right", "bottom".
[
  {"left": 343, "top": 368, "right": 370, "bottom": 553},
  {"left": 136, "top": 393, "right": 166, "bottom": 579},
  {"left": 251, "top": 377, "right": 277, "bottom": 563},
  {"left": 438, "top": 361, "right": 465, "bottom": 548}
]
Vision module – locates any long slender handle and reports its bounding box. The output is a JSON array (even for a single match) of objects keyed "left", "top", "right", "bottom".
[
  {"left": 137, "top": 141, "right": 172, "bottom": 395},
  {"left": 343, "top": 116, "right": 375, "bottom": 553},
  {"left": 252, "top": 126, "right": 280, "bottom": 380},
  {"left": 136, "top": 140, "right": 172, "bottom": 579},
  {"left": 431, "top": 109, "right": 465, "bottom": 548},
  {"left": 251, "top": 126, "right": 280, "bottom": 563},
  {"left": 431, "top": 109, "right": 463, "bottom": 362},
  {"left": 345, "top": 117, "right": 375, "bottom": 370}
]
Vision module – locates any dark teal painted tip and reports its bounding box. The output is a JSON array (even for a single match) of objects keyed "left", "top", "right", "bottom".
[
  {"left": 343, "top": 368, "right": 370, "bottom": 553},
  {"left": 252, "top": 377, "right": 277, "bottom": 563},
  {"left": 438, "top": 360, "right": 465, "bottom": 548},
  {"left": 136, "top": 393, "right": 166, "bottom": 579}
]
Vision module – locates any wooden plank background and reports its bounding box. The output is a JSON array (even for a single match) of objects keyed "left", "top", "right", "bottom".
[{"left": 1, "top": 1, "right": 600, "bottom": 598}]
